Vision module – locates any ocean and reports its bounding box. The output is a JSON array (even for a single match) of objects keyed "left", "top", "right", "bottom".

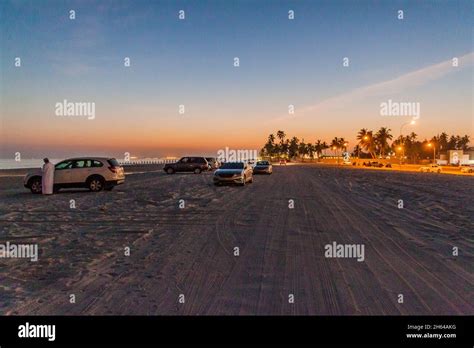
[{"left": 0, "top": 159, "right": 62, "bottom": 170}]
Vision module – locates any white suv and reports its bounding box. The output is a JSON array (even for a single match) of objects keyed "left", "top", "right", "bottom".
[{"left": 24, "top": 157, "right": 125, "bottom": 193}]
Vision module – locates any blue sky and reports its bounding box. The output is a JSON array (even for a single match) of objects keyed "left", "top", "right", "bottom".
[{"left": 1, "top": 0, "right": 472, "bottom": 158}]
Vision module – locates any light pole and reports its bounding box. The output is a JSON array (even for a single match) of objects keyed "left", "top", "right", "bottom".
[
  {"left": 397, "top": 146, "right": 403, "bottom": 166},
  {"left": 363, "top": 135, "right": 369, "bottom": 161},
  {"left": 427, "top": 143, "right": 436, "bottom": 163}
]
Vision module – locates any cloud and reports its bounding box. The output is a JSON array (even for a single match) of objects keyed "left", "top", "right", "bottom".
[{"left": 272, "top": 52, "right": 474, "bottom": 122}]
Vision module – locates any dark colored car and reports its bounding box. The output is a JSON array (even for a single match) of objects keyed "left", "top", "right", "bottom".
[
  {"left": 253, "top": 160, "right": 273, "bottom": 174},
  {"left": 164, "top": 157, "right": 209, "bottom": 174},
  {"left": 363, "top": 161, "right": 384, "bottom": 168}
]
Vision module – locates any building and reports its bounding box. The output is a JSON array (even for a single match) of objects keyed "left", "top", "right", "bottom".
[{"left": 438, "top": 149, "right": 474, "bottom": 165}]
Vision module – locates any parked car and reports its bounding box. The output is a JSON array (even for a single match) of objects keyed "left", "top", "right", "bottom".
[
  {"left": 253, "top": 160, "right": 273, "bottom": 174},
  {"left": 385, "top": 163, "right": 392, "bottom": 168},
  {"left": 205, "top": 157, "right": 220, "bottom": 170},
  {"left": 164, "top": 157, "right": 209, "bottom": 174},
  {"left": 363, "top": 161, "right": 384, "bottom": 168},
  {"left": 24, "top": 157, "right": 125, "bottom": 194},
  {"left": 460, "top": 165, "right": 474, "bottom": 173},
  {"left": 213, "top": 162, "right": 253, "bottom": 186},
  {"left": 419, "top": 164, "right": 442, "bottom": 173},
  {"left": 279, "top": 159, "right": 287, "bottom": 165}
]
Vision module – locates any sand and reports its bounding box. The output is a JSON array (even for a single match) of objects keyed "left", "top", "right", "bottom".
[{"left": 0, "top": 164, "right": 472, "bottom": 315}]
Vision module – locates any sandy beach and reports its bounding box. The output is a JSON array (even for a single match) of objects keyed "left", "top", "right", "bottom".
[{"left": 0, "top": 164, "right": 472, "bottom": 315}]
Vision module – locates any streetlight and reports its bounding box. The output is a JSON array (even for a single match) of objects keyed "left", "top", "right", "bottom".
[
  {"left": 397, "top": 146, "right": 403, "bottom": 166},
  {"left": 427, "top": 143, "right": 436, "bottom": 163},
  {"left": 358, "top": 137, "right": 368, "bottom": 161},
  {"left": 361, "top": 136, "right": 369, "bottom": 160},
  {"left": 332, "top": 146, "right": 339, "bottom": 164}
]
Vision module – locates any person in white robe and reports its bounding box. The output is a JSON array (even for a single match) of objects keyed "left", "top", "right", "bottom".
[{"left": 42, "top": 158, "right": 55, "bottom": 195}]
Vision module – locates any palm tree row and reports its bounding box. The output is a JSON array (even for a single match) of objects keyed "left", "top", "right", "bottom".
[
  {"left": 261, "top": 130, "right": 330, "bottom": 161},
  {"left": 261, "top": 129, "right": 471, "bottom": 162}
]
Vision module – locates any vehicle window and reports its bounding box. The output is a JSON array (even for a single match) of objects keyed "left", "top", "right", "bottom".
[
  {"left": 55, "top": 161, "right": 73, "bottom": 170},
  {"left": 93, "top": 160, "right": 104, "bottom": 167},
  {"left": 257, "top": 161, "right": 269, "bottom": 165},
  {"left": 220, "top": 162, "right": 244, "bottom": 169},
  {"left": 196, "top": 158, "right": 206, "bottom": 164},
  {"left": 180, "top": 157, "right": 189, "bottom": 163},
  {"left": 107, "top": 158, "right": 120, "bottom": 167},
  {"left": 73, "top": 160, "right": 91, "bottom": 168}
]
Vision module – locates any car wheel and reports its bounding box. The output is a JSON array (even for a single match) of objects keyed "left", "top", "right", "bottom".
[
  {"left": 87, "top": 176, "right": 105, "bottom": 192},
  {"left": 194, "top": 168, "right": 202, "bottom": 174},
  {"left": 29, "top": 177, "right": 42, "bottom": 194},
  {"left": 166, "top": 168, "right": 175, "bottom": 174}
]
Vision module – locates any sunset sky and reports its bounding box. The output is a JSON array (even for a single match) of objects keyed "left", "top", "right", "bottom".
[{"left": 1, "top": 0, "right": 472, "bottom": 159}]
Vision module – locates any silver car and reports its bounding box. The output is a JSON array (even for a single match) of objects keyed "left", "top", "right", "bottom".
[
  {"left": 253, "top": 160, "right": 273, "bottom": 174},
  {"left": 213, "top": 162, "right": 253, "bottom": 186},
  {"left": 24, "top": 157, "right": 125, "bottom": 193}
]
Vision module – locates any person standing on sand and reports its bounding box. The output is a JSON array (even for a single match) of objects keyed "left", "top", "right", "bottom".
[{"left": 42, "top": 158, "right": 55, "bottom": 195}]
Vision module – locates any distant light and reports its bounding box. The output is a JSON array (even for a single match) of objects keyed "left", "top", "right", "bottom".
[{"left": 410, "top": 120, "right": 416, "bottom": 125}]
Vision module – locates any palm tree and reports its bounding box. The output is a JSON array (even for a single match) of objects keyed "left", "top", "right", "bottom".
[
  {"left": 288, "top": 136, "right": 299, "bottom": 159},
  {"left": 375, "top": 127, "right": 393, "bottom": 158},
  {"left": 331, "top": 137, "right": 345, "bottom": 163},
  {"left": 276, "top": 130, "right": 286, "bottom": 144},
  {"left": 438, "top": 132, "right": 448, "bottom": 152},
  {"left": 330, "top": 137, "right": 339, "bottom": 152},
  {"left": 357, "top": 128, "right": 375, "bottom": 158},
  {"left": 306, "top": 143, "right": 315, "bottom": 160},
  {"left": 268, "top": 133, "right": 275, "bottom": 144},
  {"left": 459, "top": 135, "right": 470, "bottom": 150},
  {"left": 314, "top": 140, "right": 328, "bottom": 161},
  {"left": 298, "top": 139, "right": 307, "bottom": 161},
  {"left": 276, "top": 130, "right": 286, "bottom": 159},
  {"left": 262, "top": 133, "right": 277, "bottom": 158},
  {"left": 352, "top": 144, "right": 362, "bottom": 158}
]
